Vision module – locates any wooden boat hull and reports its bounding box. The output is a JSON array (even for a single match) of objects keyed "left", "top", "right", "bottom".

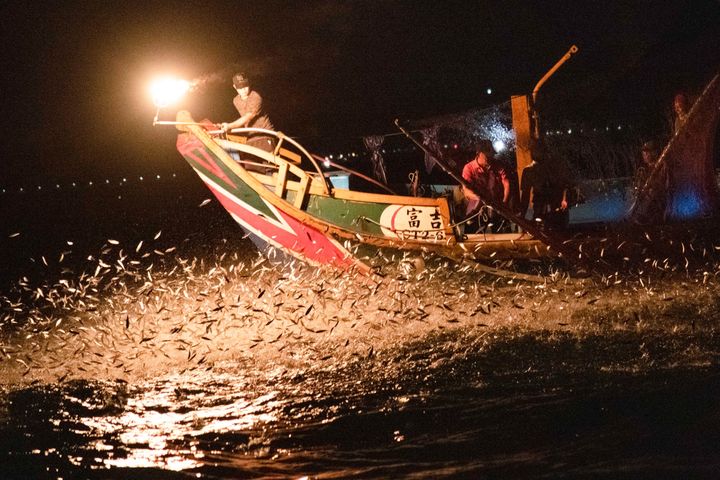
[{"left": 174, "top": 111, "right": 549, "bottom": 273}]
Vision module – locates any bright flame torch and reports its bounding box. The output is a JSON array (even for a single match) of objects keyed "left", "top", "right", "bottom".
[
  {"left": 150, "top": 77, "right": 191, "bottom": 125},
  {"left": 150, "top": 77, "right": 190, "bottom": 108}
]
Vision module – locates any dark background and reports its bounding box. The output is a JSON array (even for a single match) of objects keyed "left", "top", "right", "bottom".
[{"left": 0, "top": 0, "right": 718, "bottom": 186}]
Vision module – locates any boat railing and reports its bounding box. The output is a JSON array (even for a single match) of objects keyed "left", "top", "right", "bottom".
[
  {"left": 310, "top": 154, "right": 399, "bottom": 195},
  {"left": 212, "top": 127, "right": 403, "bottom": 197},
  {"left": 210, "top": 126, "right": 333, "bottom": 196}
]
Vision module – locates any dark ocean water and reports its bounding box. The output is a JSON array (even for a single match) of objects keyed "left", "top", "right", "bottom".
[
  {"left": 1, "top": 177, "right": 720, "bottom": 479},
  {"left": 2, "top": 339, "right": 719, "bottom": 479}
]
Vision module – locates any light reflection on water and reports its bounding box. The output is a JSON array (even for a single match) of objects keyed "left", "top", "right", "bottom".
[
  {"left": 2, "top": 326, "right": 720, "bottom": 479},
  {"left": 2, "top": 239, "right": 720, "bottom": 478},
  {"left": 78, "top": 373, "right": 285, "bottom": 472}
]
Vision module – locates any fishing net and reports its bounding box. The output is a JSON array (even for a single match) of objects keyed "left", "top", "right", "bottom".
[
  {"left": 413, "top": 101, "right": 638, "bottom": 182},
  {"left": 542, "top": 128, "right": 638, "bottom": 180},
  {"left": 363, "top": 135, "right": 389, "bottom": 185},
  {"left": 414, "top": 102, "right": 515, "bottom": 175},
  {"left": 419, "top": 125, "right": 441, "bottom": 174},
  {"left": 403, "top": 73, "right": 719, "bottom": 227},
  {"left": 630, "top": 73, "right": 720, "bottom": 223}
]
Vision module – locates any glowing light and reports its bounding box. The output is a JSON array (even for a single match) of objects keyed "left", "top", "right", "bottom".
[
  {"left": 323, "top": 159, "right": 331, "bottom": 168},
  {"left": 150, "top": 77, "right": 190, "bottom": 108},
  {"left": 486, "top": 88, "right": 492, "bottom": 94},
  {"left": 493, "top": 140, "right": 506, "bottom": 152},
  {"left": 78, "top": 377, "right": 280, "bottom": 473},
  {"left": 475, "top": 116, "right": 515, "bottom": 154},
  {"left": 670, "top": 188, "right": 703, "bottom": 219}
]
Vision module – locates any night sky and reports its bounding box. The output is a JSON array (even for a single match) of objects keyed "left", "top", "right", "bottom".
[{"left": 1, "top": 0, "right": 718, "bottom": 186}]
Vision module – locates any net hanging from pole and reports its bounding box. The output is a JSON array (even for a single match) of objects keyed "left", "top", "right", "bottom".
[{"left": 630, "top": 73, "right": 720, "bottom": 223}]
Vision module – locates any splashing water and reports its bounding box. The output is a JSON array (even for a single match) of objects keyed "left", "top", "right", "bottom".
[{"left": 1, "top": 233, "right": 720, "bottom": 478}]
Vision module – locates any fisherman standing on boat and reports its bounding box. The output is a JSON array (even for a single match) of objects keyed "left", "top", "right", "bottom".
[
  {"left": 519, "top": 139, "right": 572, "bottom": 230},
  {"left": 632, "top": 140, "right": 668, "bottom": 224},
  {"left": 461, "top": 139, "right": 510, "bottom": 231},
  {"left": 220, "top": 73, "right": 275, "bottom": 152},
  {"left": 634, "top": 140, "right": 661, "bottom": 190},
  {"left": 672, "top": 92, "right": 690, "bottom": 134}
]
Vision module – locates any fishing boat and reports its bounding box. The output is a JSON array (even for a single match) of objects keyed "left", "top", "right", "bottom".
[
  {"left": 155, "top": 51, "right": 719, "bottom": 275},
  {"left": 173, "top": 114, "right": 550, "bottom": 275}
]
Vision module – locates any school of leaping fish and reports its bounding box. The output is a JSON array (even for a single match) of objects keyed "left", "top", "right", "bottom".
[{"left": 2, "top": 199, "right": 720, "bottom": 386}]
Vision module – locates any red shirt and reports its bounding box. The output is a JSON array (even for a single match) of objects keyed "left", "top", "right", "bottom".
[{"left": 462, "top": 157, "right": 507, "bottom": 203}]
